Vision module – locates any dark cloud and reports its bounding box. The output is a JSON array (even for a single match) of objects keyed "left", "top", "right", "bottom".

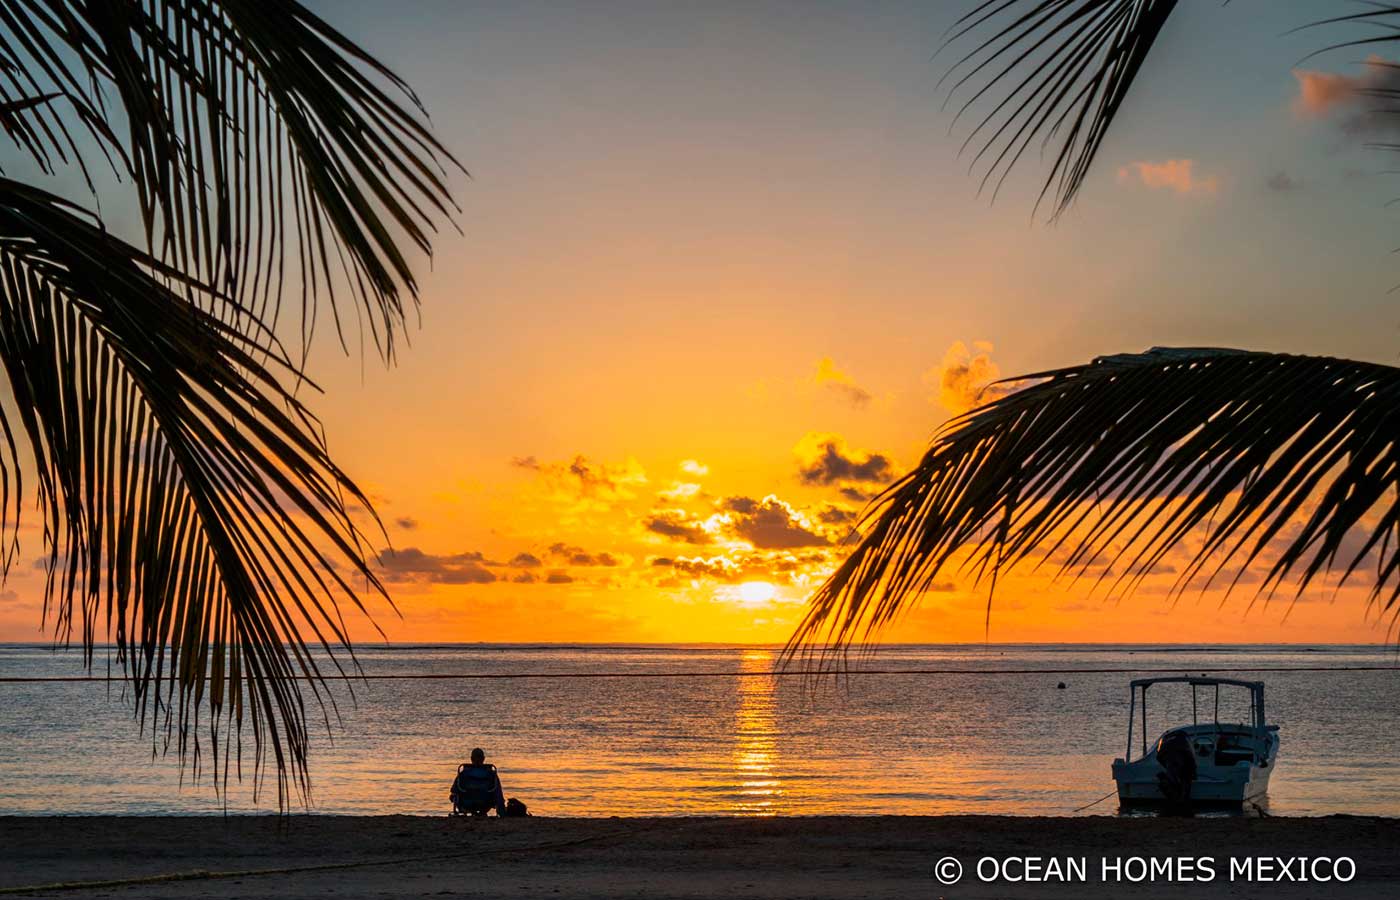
[
  {"left": 644, "top": 511, "right": 709, "bottom": 544},
  {"left": 1265, "top": 171, "right": 1300, "bottom": 192},
  {"left": 377, "top": 547, "right": 498, "bottom": 585},
  {"left": 545, "top": 570, "right": 574, "bottom": 584},
  {"left": 514, "top": 454, "right": 646, "bottom": 503},
  {"left": 547, "top": 542, "right": 620, "bottom": 566},
  {"left": 650, "top": 555, "right": 743, "bottom": 581},
  {"left": 818, "top": 505, "right": 857, "bottom": 526},
  {"left": 794, "top": 434, "right": 894, "bottom": 487},
  {"left": 722, "top": 495, "right": 829, "bottom": 550},
  {"left": 395, "top": 516, "right": 420, "bottom": 530},
  {"left": 509, "top": 552, "right": 542, "bottom": 568},
  {"left": 512, "top": 572, "right": 537, "bottom": 584}
]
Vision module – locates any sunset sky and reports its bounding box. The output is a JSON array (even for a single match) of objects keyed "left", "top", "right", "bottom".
[{"left": 3, "top": 0, "right": 1400, "bottom": 645}]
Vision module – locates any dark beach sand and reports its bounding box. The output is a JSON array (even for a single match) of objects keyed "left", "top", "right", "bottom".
[{"left": 2, "top": 815, "right": 1398, "bottom": 898}]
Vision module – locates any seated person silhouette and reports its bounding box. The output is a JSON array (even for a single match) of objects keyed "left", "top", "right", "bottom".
[{"left": 451, "top": 748, "right": 507, "bottom": 817}]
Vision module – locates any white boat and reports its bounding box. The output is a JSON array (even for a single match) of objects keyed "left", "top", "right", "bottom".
[{"left": 1111, "top": 676, "right": 1278, "bottom": 807}]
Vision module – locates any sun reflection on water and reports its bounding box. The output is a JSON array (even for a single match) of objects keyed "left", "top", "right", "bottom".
[{"left": 732, "top": 649, "right": 782, "bottom": 815}]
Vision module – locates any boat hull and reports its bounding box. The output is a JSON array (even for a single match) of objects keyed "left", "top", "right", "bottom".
[{"left": 1113, "top": 759, "right": 1273, "bottom": 805}]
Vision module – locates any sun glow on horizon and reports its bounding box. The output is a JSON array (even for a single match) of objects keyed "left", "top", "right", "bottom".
[{"left": 739, "top": 581, "right": 778, "bottom": 605}]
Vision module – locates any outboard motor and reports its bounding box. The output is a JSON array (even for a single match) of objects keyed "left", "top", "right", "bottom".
[{"left": 1156, "top": 731, "right": 1196, "bottom": 807}]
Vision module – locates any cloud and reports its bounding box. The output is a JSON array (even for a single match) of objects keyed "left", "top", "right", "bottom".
[
  {"left": 1293, "top": 58, "right": 1400, "bottom": 140},
  {"left": 1116, "top": 159, "right": 1218, "bottom": 195},
  {"left": 794, "top": 432, "right": 895, "bottom": 486},
  {"left": 644, "top": 510, "right": 710, "bottom": 544},
  {"left": 658, "top": 481, "right": 702, "bottom": 501},
  {"left": 813, "top": 357, "right": 872, "bottom": 409},
  {"left": 378, "top": 547, "right": 498, "bottom": 585},
  {"left": 649, "top": 550, "right": 829, "bottom": 587},
  {"left": 545, "top": 571, "right": 574, "bottom": 584},
  {"left": 512, "top": 572, "right": 537, "bottom": 584},
  {"left": 513, "top": 454, "right": 647, "bottom": 505},
  {"left": 651, "top": 555, "right": 744, "bottom": 582},
  {"left": 1294, "top": 68, "right": 1366, "bottom": 115},
  {"left": 818, "top": 504, "right": 857, "bottom": 526},
  {"left": 679, "top": 459, "right": 709, "bottom": 478},
  {"left": 547, "top": 542, "right": 620, "bottom": 566},
  {"left": 1265, "top": 171, "right": 1300, "bottom": 192},
  {"left": 928, "top": 340, "right": 1018, "bottom": 416},
  {"left": 395, "top": 516, "right": 419, "bottom": 530},
  {"left": 508, "top": 552, "right": 542, "bottom": 568},
  {"left": 722, "top": 495, "right": 829, "bottom": 549}
]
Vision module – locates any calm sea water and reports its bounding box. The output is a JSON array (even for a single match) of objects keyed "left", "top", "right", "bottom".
[{"left": 1, "top": 644, "right": 1397, "bottom": 817}]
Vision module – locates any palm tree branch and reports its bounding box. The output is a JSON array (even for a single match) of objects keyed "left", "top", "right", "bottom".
[
  {"left": 0, "top": 0, "right": 463, "bottom": 359},
  {"left": 942, "top": 0, "right": 1179, "bottom": 218},
  {"left": 786, "top": 348, "right": 1400, "bottom": 664},
  {"left": 0, "top": 178, "right": 387, "bottom": 805}
]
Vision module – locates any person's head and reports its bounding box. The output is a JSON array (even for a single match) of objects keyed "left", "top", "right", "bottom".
[{"left": 470, "top": 747, "right": 485, "bottom": 765}]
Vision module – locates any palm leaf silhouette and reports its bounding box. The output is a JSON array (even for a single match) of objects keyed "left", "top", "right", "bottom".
[
  {"left": 0, "top": 1, "right": 458, "bottom": 805},
  {"left": 943, "top": 0, "right": 1177, "bottom": 217},
  {"left": 1, "top": 0, "right": 462, "bottom": 356},
  {"left": 789, "top": 349, "right": 1400, "bottom": 659}
]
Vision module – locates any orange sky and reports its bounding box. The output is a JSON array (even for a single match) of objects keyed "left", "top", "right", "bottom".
[{"left": 3, "top": 1, "right": 1400, "bottom": 647}]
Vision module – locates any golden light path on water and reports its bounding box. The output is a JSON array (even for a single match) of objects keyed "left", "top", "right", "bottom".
[{"left": 733, "top": 650, "right": 781, "bottom": 815}]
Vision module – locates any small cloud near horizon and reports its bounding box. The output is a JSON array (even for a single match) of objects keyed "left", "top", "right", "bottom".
[
  {"left": 929, "top": 340, "right": 1018, "bottom": 416},
  {"left": 794, "top": 432, "right": 894, "bottom": 487},
  {"left": 813, "top": 357, "right": 873, "bottom": 409},
  {"left": 1116, "top": 159, "right": 1218, "bottom": 195},
  {"left": 548, "top": 542, "right": 620, "bottom": 566},
  {"left": 377, "top": 547, "right": 497, "bottom": 585},
  {"left": 721, "top": 495, "right": 829, "bottom": 550},
  {"left": 644, "top": 510, "right": 710, "bottom": 544},
  {"left": 1265, "top": 170, "right": 1300, "bottom": 192},
  {"left": 513, "top": 453, "right": 647, "bottom": 508}
]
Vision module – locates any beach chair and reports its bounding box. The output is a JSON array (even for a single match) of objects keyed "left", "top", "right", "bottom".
[{"left": 450, "top": 763, "right": 502, "bottom": 817}]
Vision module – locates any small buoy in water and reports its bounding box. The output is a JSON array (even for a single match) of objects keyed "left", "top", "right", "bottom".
[{"left": 1056, "top": 682, "right": 1067, "bottom": 689}]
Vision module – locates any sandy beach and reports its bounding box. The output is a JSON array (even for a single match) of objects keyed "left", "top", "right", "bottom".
[{"left": 1, "top": 814, "right": 1396, "bottom": 898}]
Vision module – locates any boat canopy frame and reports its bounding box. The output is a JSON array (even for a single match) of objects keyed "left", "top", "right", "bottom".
[{"left": 1124, "top": 677, "right": 1267, "bottom": 762}]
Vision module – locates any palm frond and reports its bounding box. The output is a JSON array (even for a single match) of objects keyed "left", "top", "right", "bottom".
[
  {"left": 0, "top": 0, "right": 463, "bottom": 359},
  {"left": 787, "top": 348, "right": 1400, "bottom": 660},
  {"left": 942, "top": 0, "right": 1179, "bottom": 218},
  {"left": 0, "top": 177, "right": 387, "bottom": 806}
]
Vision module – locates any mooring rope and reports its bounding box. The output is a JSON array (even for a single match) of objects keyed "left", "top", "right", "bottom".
[{"left": 1069, "top": 790, "right": 1119, "bottom": 813}]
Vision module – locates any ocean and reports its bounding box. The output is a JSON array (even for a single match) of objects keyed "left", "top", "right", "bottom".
[{"left": 1, "top": 643, "right": 1396, "bottom": 817}]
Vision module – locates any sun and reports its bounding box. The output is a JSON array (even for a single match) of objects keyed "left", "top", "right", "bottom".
[{"left": 738, "top": 581, "right": 777, "bottom": 604}]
